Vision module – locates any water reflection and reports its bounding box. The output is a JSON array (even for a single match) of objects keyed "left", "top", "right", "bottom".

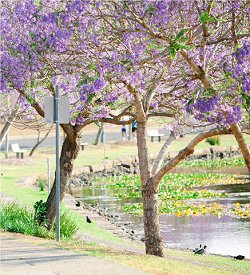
[
  {"left": 69, "top": 180, "right": 250, "bottom": 258},
  {"left": 160, "top": 215, "right": 250, "bottom": 258}
]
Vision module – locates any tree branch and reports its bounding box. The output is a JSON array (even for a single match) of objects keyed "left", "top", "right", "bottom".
[{"left": 152, "top": 128, "right": 231, "bottom": 189}]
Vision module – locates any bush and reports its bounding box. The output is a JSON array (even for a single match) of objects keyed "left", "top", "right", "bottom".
[
  {"left": 37, "top": 177, "right": 46, "bottom": 192},
  {"left": 0, "top": 202, "right": 79, "bottom": 240},
  {"left": 205, "top": 136, "right": 220, "bottom": 146},
  {"left": 0, "top": 202, "right": 54, "bottom": 239},
  {"left": 54, "top": 210, "right": 79, "bottom": 238},
  {"left": 34, "top": 200, "right": 47, "bottom": 225}
]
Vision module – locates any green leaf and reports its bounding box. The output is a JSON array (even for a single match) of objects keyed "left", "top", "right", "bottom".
[
  {"left": 203, "top": 88, "right": 215, "bottom": 96},
  {"left": 123, "top": 1, "right": 129, "bottom": 9},
  {"left": 175, "top": 29, "right": 189, "bottom": 41},
  {"left": 148, "top": 42, "right": 164, "bottom": 50},
  {"left": 169, "top": 47, "right": 176, "bottom": 59},
  {"left": 200, "top": 11, "right": 217, "bottom": 23},
  {"left": 31, "top": 42, "right": 38, "bottom": 49},
  {"left": 90, "top": 63, "right": 96, "bottom": 70},
  {"left": 30, "top": 32, "right": 35, "bottom": 39},
  {"left": 242, "top": 94, "right": 250, "bottom": 108},
  {"left": 146, "top": 4, "right": 155, "bottom": 16},
  {"left": 26, "top": 96, "right": 36, "bottom": 105}
]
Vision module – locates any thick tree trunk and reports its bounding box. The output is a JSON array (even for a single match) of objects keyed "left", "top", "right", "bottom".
[
  {"left": 45, "top": 134, "right": 81, "bottom": 229},
  {"left": 142, "top": 183, "right": 164, "bottom": 257},
  {"left": 230, "top": 123, "right": 250, "bottom": 173},
  {"left": 137, "top": 120, "right": 164, "bottom": 257}
]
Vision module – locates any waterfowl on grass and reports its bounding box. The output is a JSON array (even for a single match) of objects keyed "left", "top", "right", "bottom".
[
  {"left": 86, "top": 216, "right": 92, "bottom": 223},
  {"left": 233, "top": 255, "right": 245, "bottom": 260},
  {"left": 194, "top": 245, "right": 207, "bottom": 255},
  {"left": 193, "top": 244, "right": 202, "bottom": 253}
]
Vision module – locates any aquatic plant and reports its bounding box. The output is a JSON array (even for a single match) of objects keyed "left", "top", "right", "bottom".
[{"left": 94, "top": 173, "right": 250, "bottom": 218}]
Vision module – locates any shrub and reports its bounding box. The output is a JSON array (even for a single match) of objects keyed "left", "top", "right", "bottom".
[
  {"left": 0, "top": 202, "right": 54, "bottom": 239},
  {"left": 0, "top": 202, "right": 79, "bottom": 240},
  {"left": 205, "top": 136, "right": 220, "bottom": 146},
  {"left": 54, "top": 210, "right": 79, "bottom": 238},
  {"left": 37, "top": 177, "right": 46, "bottom": 192},
  {"left": 34, "top": 200, "right": 47, "bottom": 225}
]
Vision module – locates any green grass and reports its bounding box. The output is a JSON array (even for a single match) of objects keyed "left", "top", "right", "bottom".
[{"left": 0, "top": 174, "right": 48, "bottom": 205}]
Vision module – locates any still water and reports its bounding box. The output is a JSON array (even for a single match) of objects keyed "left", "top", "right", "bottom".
[{"left": 69, "top": 180, "right": 250, "bottom": 258}]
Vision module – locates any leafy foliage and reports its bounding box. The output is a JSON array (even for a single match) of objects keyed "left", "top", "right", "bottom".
[
  {"left": 55, "top": 210, "right": 79, "bottom": 239},
  {"left": 34, "top": 200, "right": 47, "bottom": 224},
  {"left": 199, "top": 11, "right": 217, "bottom": 23},
  {"left": 0, "top": 202, "right": 79, "bottom": 239},
  {"left": 205, "top": 136, "right": 220, "bottom": 146},
  {"left": 36, "top": 178, "right": 47, "bottom": 192},
  {"left": 0, "top": 202, "right": 54, "bottom": 238}
]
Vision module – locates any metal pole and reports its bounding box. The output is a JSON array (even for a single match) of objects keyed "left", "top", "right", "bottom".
[
  {"left": 47, "top": 158, "right": 51, "bottom": 193},
  {"left": 54, "top": 85, "right": 60, "bottom": 242}
]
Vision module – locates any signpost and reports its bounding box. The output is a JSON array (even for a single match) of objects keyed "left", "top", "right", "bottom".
[{"left": 44, "top": 85, "right": 69, "bottom": 242}]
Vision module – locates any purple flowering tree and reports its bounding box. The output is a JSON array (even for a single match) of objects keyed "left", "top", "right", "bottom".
[
  {"left": 86, "top": 0, "right": 250, "bottom": 256},
  {"left": 0, "top": 0, "right": 135, "bottom": 228},
  {"left": 1, "top": 0, "right": 249, "bottom": 257}
]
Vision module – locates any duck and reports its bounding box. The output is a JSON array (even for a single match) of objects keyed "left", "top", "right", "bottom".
[
  {"left": 193, "top": 244, "right": 202, "bottom": 253},
  {"left": 194, "top": 245, "right": 207, "bottom": 255},
  {"left": 233, "top": 255, "right": 245, "bottom": 260}
]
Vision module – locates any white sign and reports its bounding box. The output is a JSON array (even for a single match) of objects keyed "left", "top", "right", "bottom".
[{"left": 44, "top": 96, "right": 70, "bottom": 124}]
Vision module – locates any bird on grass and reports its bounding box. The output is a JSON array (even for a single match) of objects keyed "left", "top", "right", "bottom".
[
  {"left": 193, "top": 244, "right": 202, "bottom": 253},
  {"left": 194, "top": 245, "right": 207, "bottom": 255},
  {"left": 86, "top": 216, "right": 92, "bottom": 223},
  {"left": 233, "top": 255, "right": 245, "bottom": 260}
]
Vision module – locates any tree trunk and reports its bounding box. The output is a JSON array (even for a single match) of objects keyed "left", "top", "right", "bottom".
[
  {"left": 0, "top": 110, "right": 19, "bottom": 146},
  {"left": 45, "top": 134, "right": 81, "bottom": 229},
  {"left": 94, "top": 124, "right": 104, "bottom": 145},
  {"left": 29, "top": 127, "right": 52, "bottom": 156},
  {"left": 142, "top": 183, "right": 164, "bottom": 257},
  {"left": 137, "top": 120, "right": 164, "bottom": 257},
  {"left": 230, "top": 123, "right": 250, "bottom": 173}
]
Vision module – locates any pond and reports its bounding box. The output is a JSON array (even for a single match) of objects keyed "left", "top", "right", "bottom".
[{"left": 69, "top": 178, "right": 250, "bottom": 258}]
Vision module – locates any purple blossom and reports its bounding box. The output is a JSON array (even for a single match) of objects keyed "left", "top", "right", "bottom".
[{"left": 94, "top": 78, "right": 105, "bottom": 91}]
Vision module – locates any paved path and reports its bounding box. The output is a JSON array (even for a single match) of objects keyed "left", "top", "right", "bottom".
[{"left": 0, "top": 232, "right": 147, "bottom": 275}]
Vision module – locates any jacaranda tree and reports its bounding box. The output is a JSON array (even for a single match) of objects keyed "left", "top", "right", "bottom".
[
  {"left": 1, "top": 0, "right": 249, "bottom": 257},
  {"left": 0, "top": 0, "right": 136, "bottom": 228}
]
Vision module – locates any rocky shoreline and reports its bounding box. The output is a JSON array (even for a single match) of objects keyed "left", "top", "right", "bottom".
[
  {"left": 69, "top": 145, "right": 243, "bottom": 188},
  {"left": 78, "top": 200, "right": 144, "bottom": 242}
]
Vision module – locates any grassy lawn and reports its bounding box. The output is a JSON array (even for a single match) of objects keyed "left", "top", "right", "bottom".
[
  {"left": 4, "top": 231, "right": 249, "bottom": 275},
  {"left": 1, "top": 134, "right": 249, "bottom": 274}
]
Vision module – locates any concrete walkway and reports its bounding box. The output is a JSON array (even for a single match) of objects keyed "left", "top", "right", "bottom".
[{"left": 0, "top": 232, "right": 147, "bottom": 275}]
